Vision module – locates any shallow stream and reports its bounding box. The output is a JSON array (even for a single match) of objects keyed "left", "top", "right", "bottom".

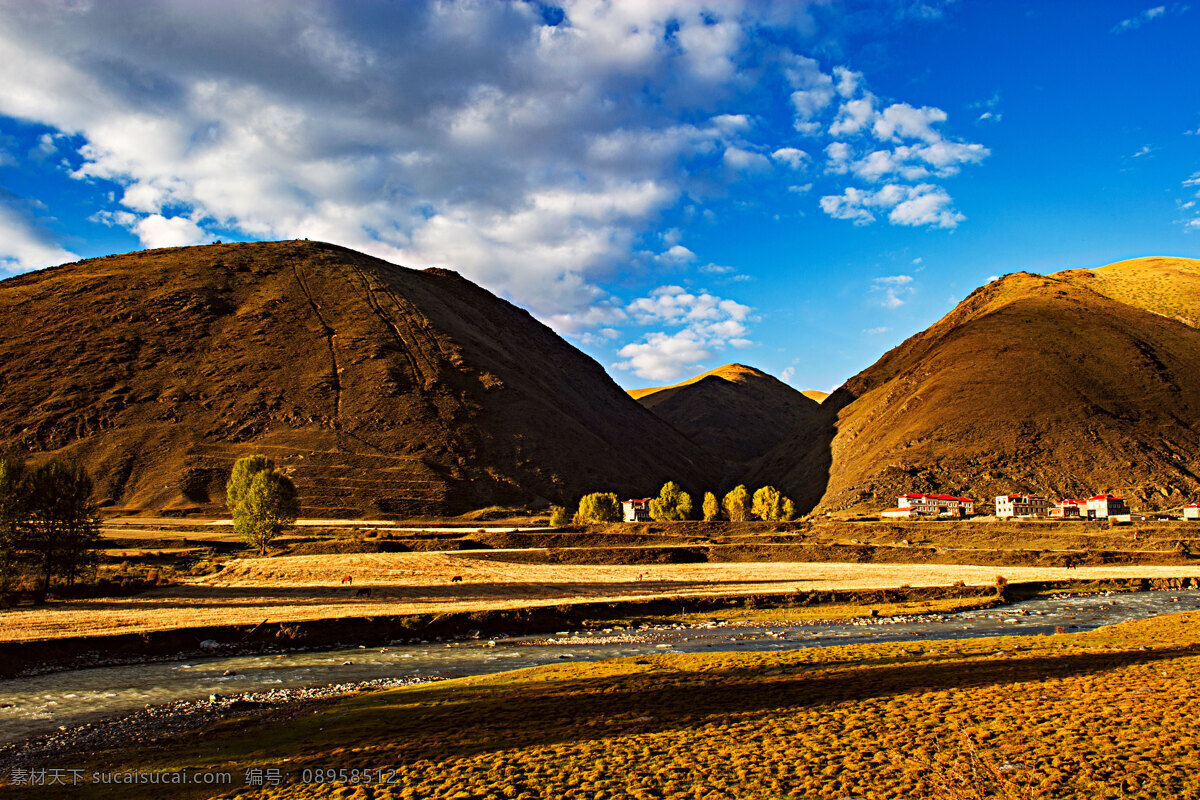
[{"left": 4, "top": 589, "right": 1199, "bottom": 745}]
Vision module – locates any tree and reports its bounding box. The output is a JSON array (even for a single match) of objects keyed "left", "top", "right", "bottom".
[
  {"left": 26, "top": 459, "right": 99, "bottom": 591},
  {"left": 781, "top": 498, "right": 796, "bottom": 522},
  {"left": 649, "top": 481, "right": 692, "bottom": 521},
  {"left": 702, "top": 491, "right": 719, "bottom": 522},
  {"left": 225, "top": 455, "right": 275, "bottom": 513},
  {"left": 723, "top": 485, "right": 750, "bottom": 522},
  {"left": 548, "top": 506, "right": 570, "bottom": 527},
  {"left": 233, "top": 469, "right": 299, "bottom": 556},
  {"left": 576, "top": 492, "right": 621, "bottom": 524},
  {"left": 0, "top": 456, "right": 29, "bottom": 594},
  {"left": 752, "top": 485, "right": 783, "bottom": 521}
]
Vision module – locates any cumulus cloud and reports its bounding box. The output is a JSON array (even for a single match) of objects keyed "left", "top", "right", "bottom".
[
  {"left": 771, "top": 147, "right": 809, "bottom": 169},
  {"left": 823, "top": 183, "right": 962, "bottom": 229},
  {"left": 780, "top": 366, "right": 795, "bottom": 382},
  {"left": 616, "top": 285, "right": 753, "bottom": 380}
]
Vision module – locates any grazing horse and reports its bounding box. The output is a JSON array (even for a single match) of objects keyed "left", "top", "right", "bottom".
[
  {"left": 355, "top": 587, "right": 372, "bottom": 598},
  {"left": 341, "top": 575, "right": 353, "bottom": 585},
  {"left": 1065, "top": 558, "right": 1077, "bottom": 571},
  {"left": 450, "top": 575, "right": 463, "bottom": 583}
]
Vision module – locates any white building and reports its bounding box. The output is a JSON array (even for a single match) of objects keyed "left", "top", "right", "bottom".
[
  {"left": 897, "top": 493, "right": 975, "bottom": 517},
  {"left": 995, "top": 494, "right": 1053, "bottom": 518},
  {"left": 1086, "top": 494, "right": 1128, "bottom": 518},
  {"left": 621, "top": 498, "right": 651, "bottom": 522},
  {"left": 1184, "top": 503, "right": 1200, "bottom": 521},
  {"left": 1050, "top": 499, "right": 1085, "bottom": 518}
]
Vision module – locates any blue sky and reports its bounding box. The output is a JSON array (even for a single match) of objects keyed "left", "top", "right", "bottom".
[{"left": 0, "top": 1, "right": 1197, "bottom": 392}]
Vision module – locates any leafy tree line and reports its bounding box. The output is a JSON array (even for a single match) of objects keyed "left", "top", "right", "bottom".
[
  {"left": 225, "top": 455, "right": 300, "bottom": 556},
  {"left": 562, "top": 482, "right": 796, "bottom": 524},
  {"left": 0, "top": 456, "right": 100, "bottom": 596}
]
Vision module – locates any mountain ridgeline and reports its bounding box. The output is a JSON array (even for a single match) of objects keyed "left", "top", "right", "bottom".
[
  {"left": 0, "top": 241, "right": 716, "bottom": 516},
  {"left": 3, "top": 243, "right": 1198, "bottom": 519},
  {"left": 745, "top": 258, "right": 1200, "bottom": 514}
]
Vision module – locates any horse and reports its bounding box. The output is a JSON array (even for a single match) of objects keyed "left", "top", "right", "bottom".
[
  {"left": 355, "top": 587, "right": 372, "bottom": 598},
  {"left": 341, "top": 575, "right": 353, "bottom": 585},
  {"left": 451, "top": 575, "right": 463, "bottom": 583}
]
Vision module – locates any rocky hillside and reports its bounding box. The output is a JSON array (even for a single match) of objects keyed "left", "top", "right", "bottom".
[
  {"left": 630, "top": 364, "right": 822, "bottom": 467},
  {"left": 0, "top": 241, "right": 716, "bottom": 516},
  {"left": 748, "top": 265, "right": 1200, "bottom": 514}
]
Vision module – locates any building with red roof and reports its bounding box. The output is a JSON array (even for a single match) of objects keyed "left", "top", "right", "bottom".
[
  {"left": 1086, "top": 494, "right": 1128, "bottom": 518},
  {"left": 1050, "top": 499, "right": 1086, "bottom": 518},
  {"left": 895, "top": 493, "right": 975, "bottom": 517},
  {"left": 1184, "top": 503, "right": 1200, "bottom": 521},
  {"left": 621, "top": 498, "right": 652, "bottom": 522}
]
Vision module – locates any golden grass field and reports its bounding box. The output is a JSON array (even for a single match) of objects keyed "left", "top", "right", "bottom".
[
  {"left": 4, "top": 552, "right": 1200, "bottom": 643},
  {"left": 13, "top": 610, "right": 1200, "bottom": 799}
]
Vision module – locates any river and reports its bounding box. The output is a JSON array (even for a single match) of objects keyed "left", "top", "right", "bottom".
[{"left": 3, "top": 589, "right": 1199, "bottom": 745}]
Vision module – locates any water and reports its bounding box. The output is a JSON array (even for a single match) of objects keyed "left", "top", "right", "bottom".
[{"left": 3, "top": 590, "right": 1198, "bottom": 745}]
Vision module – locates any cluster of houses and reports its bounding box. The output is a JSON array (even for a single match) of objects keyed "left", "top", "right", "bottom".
[{"left": 881, "top": 491, "right": 1146, "bottom": 520}]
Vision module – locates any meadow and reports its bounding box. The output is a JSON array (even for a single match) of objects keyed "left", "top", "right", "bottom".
[{"left": 9, "top": 609, "right": 1200, "bottom": 799}]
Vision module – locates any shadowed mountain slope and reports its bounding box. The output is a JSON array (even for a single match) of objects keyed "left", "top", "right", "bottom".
[
  {"left": 747, "top": 269, "right": 1200, "bottom": 514},
  {"left": 0, "top": 241, "right": 715, "bottom": 516},
  {"left": 630, "top": 364, "right": 822, "bottom": 467}
]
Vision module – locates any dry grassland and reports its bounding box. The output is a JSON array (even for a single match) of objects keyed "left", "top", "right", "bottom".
[
  {"left": 4, "top": 552, "right": 1199, "bottom": 643},
  {"left": 18, "top": 611, "right": 1200, "bottom": 799}
]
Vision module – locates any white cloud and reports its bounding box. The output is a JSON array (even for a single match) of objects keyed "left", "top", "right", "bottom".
[
  {"left": 872, "top": 103, "right": 947, "bottom": 143},
  {"left": 1131, "top": 145, "right": 1154, "bottom": 158},
  {"left": 785, "top": 54, "right": 836, "bottom": 131},
  {"left": 0, "top": 193, "right": 79, "bottom": 272},
  {"left": 822, "top": 183, "right": 964, "bottom": 229},
  {"left": 616, "top": 284, "right": 754, "bottom": 380},
  {"left": 862, "top": 326, "right": 890, "bottom": 334},
  {"left": 723, "top": 146, "right": 772, "bottom": 172},
  {"left": 771, "top": 147, "right": 809, "bottom": 169},
  {"left": 870, "top": 275, "right": 915, "bottom": 308},
  {"left": 1112, "top": 5, "right": 1170, "bottom": 32},
  {"left": 829, "top": 97, "right": 875, "bottom": 136},
  {"left": 133, "top": 214, "right": 209, "bottom": 248}
]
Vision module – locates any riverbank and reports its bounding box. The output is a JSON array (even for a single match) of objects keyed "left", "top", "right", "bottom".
[{"left": 5, "top": 605, "right": 1199, "bottom": 799}]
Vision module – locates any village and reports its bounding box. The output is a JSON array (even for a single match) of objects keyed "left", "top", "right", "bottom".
[{"left": 877, "top": 492, "right": 1200, "bottom": 521}]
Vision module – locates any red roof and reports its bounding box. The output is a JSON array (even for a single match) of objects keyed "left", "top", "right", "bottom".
[
  {"left": 622, "top": 498, "right": 652, "bottom": 504},
  {"left": 1058, "top": 499, "right": 1085, "bottom": 505},
  {"left": 904, "top": 493, "right": 973, "bottom": 502},
  {"left": 1088, "top": 494, "right": 1124, "bottom": 501},
  {"left": 1186, "top": 503, "right": 1200, "bottom": 509}
]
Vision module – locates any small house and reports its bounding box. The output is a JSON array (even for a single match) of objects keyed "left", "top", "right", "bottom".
[
  {"left": 1050, "top": 499, "right": 1085, "bottom": 518},
  {"left": 896, "top": 493, "right": 975, "bottom": 518},
  {"left": 1185, "top": 503, "right": 1200, "bottom": 521},
  {"left": 621, "top": 498, "right": 652, "bottom": 522},
  {"left": 1086, "top": 494, "right": 1128, "bottom": 519},
  {"left": 994, "top": 494, "right": 1053, "bottom": 518}
]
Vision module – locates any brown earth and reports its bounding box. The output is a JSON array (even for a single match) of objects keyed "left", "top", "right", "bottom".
[
  {"left": 630, "top": 364, "right": 822, "bottom": 467},
  {"left": 747, "top": 261, "right": 1200, "bottom": 515},
  {"left": 0, "top": 240, "right": 716, "bottom": 516}
]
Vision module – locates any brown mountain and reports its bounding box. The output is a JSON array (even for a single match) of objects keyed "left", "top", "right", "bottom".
[
  {"left": 630, "top": 364, "right": 822, "bottom": 467},
  {"left": 747, "top": 263, "right": 1200, "bottom": 514},
  {"left": 1053, "top": 256, "right": 1200, "bottom": 328},
  {"left": 0, "top": 240, "right": 715, "bottom": 517}
]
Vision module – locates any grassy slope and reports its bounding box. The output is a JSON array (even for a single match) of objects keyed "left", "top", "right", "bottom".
[
  {"left": 748, "top": 270, "right": 1200, "bottom": 515},
  {"left": 1054, "top": 256, "right": 1200, "bottom": 329},
  {"left": 0, "top": 241, "right": 715, "bottom": 516},
  {"left": 19, "top": 611, "right": 1200, "bottom": 800},
  {"left": 630, "top": 364, "right": 822, "bottom": 467}
]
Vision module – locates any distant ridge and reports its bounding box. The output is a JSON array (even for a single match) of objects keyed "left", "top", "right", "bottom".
[
  {"left": 748, "top": 264, "right": 1200, "bottom": 514},
  {"left": 631, "top": 364, "right": 822, "bottom": 467},
  {"left": 0, "top": 241, "right": 717, "bottom": 516}
]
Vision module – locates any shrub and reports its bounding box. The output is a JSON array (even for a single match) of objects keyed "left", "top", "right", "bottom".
[
  {"left": 649, "top": 481, "right": 692, "bottom": 522},
  {"left": 26, "top": 459, "right": 100, "bottom": 591},
  {"left": 576, "top": 492, "right": 621, "bottom": 523},
  {"left": 723, "top": 485, "right": 751, "bottom": 522},
  {"left": 548, "top": 506, "right": 570, "bottom": 527},
  {"left": 702, "top": 491, "right": 719, "bottom": 521}
]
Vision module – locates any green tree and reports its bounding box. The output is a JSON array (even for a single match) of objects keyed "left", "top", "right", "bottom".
[
  {"left": 233, "top": 469, "right": 300, "bottom": 556},
  {"left": 0, "top": 456, "right": 30, "bottom": 594},
  {"left": 723, "top": 484, "right": 750, "bottom": 522},
  {"left": 649, "top": 481, "right": 692, "bottom": 521},
  {"left": 27, "top": 459, "right": 99, "bottom": 591},
  {"left": 225, "top": 455, "right": 275, "bottom": 513},
  {"left": 576, "top": 492, "right": 621, "bottom": 524},
  {"left": 548, "top": 506, "right": 570, "bottom": 527},
  {"left": 702, "top": 491, "right": 720, "bottom": 522}
]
